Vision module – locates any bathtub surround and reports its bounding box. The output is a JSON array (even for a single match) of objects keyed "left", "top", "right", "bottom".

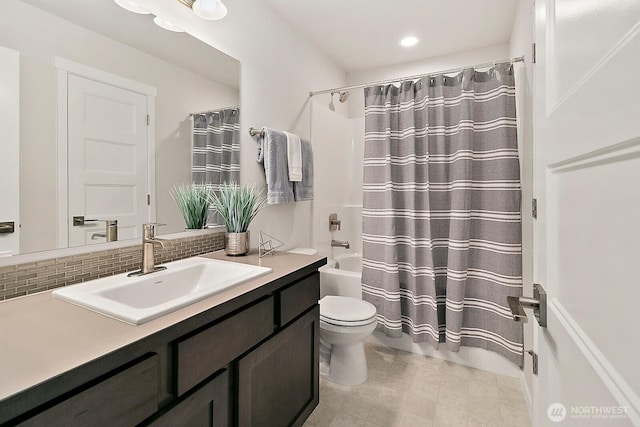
[
  {"left": 0, "top": 232, "right": 225, "bottom": 301},
  {"left": 192, "top": 107, "right": 241, "bottom": 225},
  {"left": 361, "top": 62, "right": 524, "bottom": 366}
]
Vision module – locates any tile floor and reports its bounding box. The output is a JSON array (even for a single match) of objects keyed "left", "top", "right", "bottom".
[{"left": 305, "top": 343, "right": 531, "bottom": 427}]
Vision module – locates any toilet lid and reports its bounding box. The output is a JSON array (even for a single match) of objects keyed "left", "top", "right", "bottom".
[{"left": 319, "top": 296, "right": 377, "bottom": 326}]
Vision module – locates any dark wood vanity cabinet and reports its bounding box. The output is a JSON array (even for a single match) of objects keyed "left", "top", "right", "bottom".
[
  {"left": 238, "top": 307, "right": 319, "bottom": 427},
  {"left": 3, "top": 268, "right": 321, "bottom": 427}
]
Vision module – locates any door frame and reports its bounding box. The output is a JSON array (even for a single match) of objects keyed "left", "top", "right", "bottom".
[
  {"left": 0, "top": 46, "right": 20, "bottom": 256},
  {"left": 55, "top": 57, "right": 157, "bottom": 249}
]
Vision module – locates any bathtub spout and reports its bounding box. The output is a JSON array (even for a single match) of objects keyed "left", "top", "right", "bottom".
[{"left": 331, "top": 240, "right": 350, "bottom": 249}]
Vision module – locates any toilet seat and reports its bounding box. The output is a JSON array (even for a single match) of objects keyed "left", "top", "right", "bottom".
[{"left": 319, "top": 296, "right": 377, "bottom": 327}]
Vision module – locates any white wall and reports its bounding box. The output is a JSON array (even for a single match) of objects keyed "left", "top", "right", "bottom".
[
  {"left": 134, "top": 0, "right": 347, "bottom": 250},
  {"left": 0, "top": 0, "right": 239, "bottom": 253},
  {"left": 509, "top": 0, "right": 535, "bottom": 412}
]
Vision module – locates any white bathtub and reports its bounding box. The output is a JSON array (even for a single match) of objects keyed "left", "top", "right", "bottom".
[{"left": 318, "top": 253, "right": 362, "bottom": 299}]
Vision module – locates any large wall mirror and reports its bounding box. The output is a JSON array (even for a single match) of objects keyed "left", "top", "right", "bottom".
[{"left": 0, "top": 0, "right": 240, "bottom": 256}]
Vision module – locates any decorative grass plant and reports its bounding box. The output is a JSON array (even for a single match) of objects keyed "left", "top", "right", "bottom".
[
  {"left": 170, "top": 184, "right": 211, "bottom": 229},
  {"left": 209, "top": 183, "right": 267, "bottom": 233}
]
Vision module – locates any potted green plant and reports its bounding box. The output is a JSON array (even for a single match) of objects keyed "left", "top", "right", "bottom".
[
  {"left": 170, "top": 183, "right": 211, "bottom": 230},
  {"left": 209, "top": 183, "right": 267, "bottom": 256}
]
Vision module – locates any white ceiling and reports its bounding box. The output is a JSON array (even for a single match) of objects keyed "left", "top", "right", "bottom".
[
  {"left": 264, "top": 0, "right": 519, "bottom": 72},
  {"left": 19, "top": 0, "right": 240, "bottom": 89}
]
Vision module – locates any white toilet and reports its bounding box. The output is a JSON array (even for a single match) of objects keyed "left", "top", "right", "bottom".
[
  {"left": 319, "top": 295, "right": 377, "bottom": 386},
  {"left": 288, "top": 248, "right": 378, "bottom": 386}
]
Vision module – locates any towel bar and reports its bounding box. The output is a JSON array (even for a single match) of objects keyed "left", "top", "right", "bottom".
[{"left": 249, "top": 127, "right": 264, "bottom": 137}]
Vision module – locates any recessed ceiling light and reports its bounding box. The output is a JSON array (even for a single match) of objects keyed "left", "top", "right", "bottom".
[
  {"left": 153, "top": 16, "right": 184, "bottom": 32},
  {"left": 400, "top": 36, "right": 418, "bottom": 47},
  {"left": 114, "top": 0, "right": 150, "bottom": 15}
]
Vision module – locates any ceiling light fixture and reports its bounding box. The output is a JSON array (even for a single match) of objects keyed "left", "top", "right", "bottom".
[
  {"left": 177, "top": 0, "right": 228, "bottom": 20},
  {"left": 400, "top": 36, "right": 419, "bottom": 47},
  {"left": 114, "top": 0, "right": 150, "bottom": 15},
  {"left": 192, "top": 0, "right": 228, "bottom": 20},
  {"left": 152, "top": 16, "right": 184, "bottom": 33},
  {"left": 115, "top": 0, "right": 227, "bottom": 33}
]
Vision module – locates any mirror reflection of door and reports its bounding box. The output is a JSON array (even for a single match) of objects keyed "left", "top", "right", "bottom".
[
  {"left": 0, "top": 45, "right": 20, "bottom": 257},
  {"left": 67, "top": 74, "right": 151, "bottom": 247}
]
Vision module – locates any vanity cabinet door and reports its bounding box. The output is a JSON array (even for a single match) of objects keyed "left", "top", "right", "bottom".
[
  {"left": 144, "top": 369, "right": 230, "bottom": 427},
  {"left": 237, "top": 306, "right": 319, "bottom": 427}
]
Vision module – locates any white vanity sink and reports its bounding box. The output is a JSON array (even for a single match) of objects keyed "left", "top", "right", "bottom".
[{"left": 52, "top": 257, "right": 272, "bottom": 325}]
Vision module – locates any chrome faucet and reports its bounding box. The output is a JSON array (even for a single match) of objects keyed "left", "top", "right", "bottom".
[
  {"left": 331, "top": 239, "right": 350, "bottom": 249},
  {"left": 128, "top": 223, "right": 174, "bottom": 277}
]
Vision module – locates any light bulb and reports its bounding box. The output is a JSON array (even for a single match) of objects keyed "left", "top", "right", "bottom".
[
  {"left": 114, "top": 0, "right": 150, "bottom": 14},
  {"left": 400, "top": 36, "right": 419, "bottom": 47},
  {"left": 192, "top": 0, "right": 217, "bottom": 17},
  {"left": 193, "top": 0, "right": 227, "bottom": 20},
  {"left": 153, "top": 16, "right": 184, "bottom": 32}
]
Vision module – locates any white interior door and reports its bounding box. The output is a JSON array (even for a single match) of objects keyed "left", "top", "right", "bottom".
[
  {"left": 67, "top": 75, "right": 149, "bottom": 247},
  {"left": 0, "top": 46, "right": 20, "bottom": 257},
  {"left": 533, "top": 1, "right": 640, "bottom": 425}
]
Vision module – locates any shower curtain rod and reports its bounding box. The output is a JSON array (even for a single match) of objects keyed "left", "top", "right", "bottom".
[
  {"left": 188, "top": 105, "right": 239, "bottom": 117},
  {"left": 309, "top": 55, "right": 524, "bottom": 97}
]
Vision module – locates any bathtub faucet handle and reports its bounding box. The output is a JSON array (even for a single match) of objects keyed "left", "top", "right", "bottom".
[{"left": 329, "top": 213, "right": 341, "bottom": 231}]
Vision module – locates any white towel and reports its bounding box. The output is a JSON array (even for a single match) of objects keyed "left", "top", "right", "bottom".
[{"left": 285, "top": 131, "right": 302, "bottom": 182}]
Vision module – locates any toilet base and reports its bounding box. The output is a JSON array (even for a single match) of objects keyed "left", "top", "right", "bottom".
[{"left": 324, "top": 341, "right": 368, "bottom": 386}]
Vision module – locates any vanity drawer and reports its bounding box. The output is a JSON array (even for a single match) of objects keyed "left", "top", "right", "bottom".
[
  {"left": 279, "top": 273, "right": 319, "bottom": 326},
  {"left": 19, "top": 353, "right": 158, "bottom": 427},
  {"left": 176, "top": 296, "right": 274, "bottom": 395}
]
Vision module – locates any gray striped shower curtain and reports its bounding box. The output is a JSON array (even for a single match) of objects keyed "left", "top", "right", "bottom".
[
  {"left": 361, "top": 63, "right": 524, "bottom": 366},
  {"left": 192, "top": 107, "right": 240, "bottom": 224}
]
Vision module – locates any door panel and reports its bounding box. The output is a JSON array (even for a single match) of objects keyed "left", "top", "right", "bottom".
[
  {"left": 548, "top": 0, "right": 640, "bottom": 106},
  {"left": 67, "top": 75, "right": 149, "bottom": 247},
  {"left": 0, "top": 46, "right": 20, "bottom": 257},
  {"left": 535, "top": 0, "right": 640, "bottom": 425}
]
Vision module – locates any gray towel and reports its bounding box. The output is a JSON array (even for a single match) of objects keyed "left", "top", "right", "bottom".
[
  {"left": 293, "top": 140, "right": 314, "bottom": 201},
  {"left": 258, "top": 128, "right": 294, "bottom": 204}
]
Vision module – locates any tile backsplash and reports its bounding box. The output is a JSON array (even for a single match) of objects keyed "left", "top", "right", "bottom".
[{"left": 0, "top": 232, "right": 225, "bottom": 301}]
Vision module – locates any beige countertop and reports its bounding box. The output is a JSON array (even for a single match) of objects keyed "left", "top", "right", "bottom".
[{"left": 0, "top": 250, "right": 325, "bottom": 403}]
